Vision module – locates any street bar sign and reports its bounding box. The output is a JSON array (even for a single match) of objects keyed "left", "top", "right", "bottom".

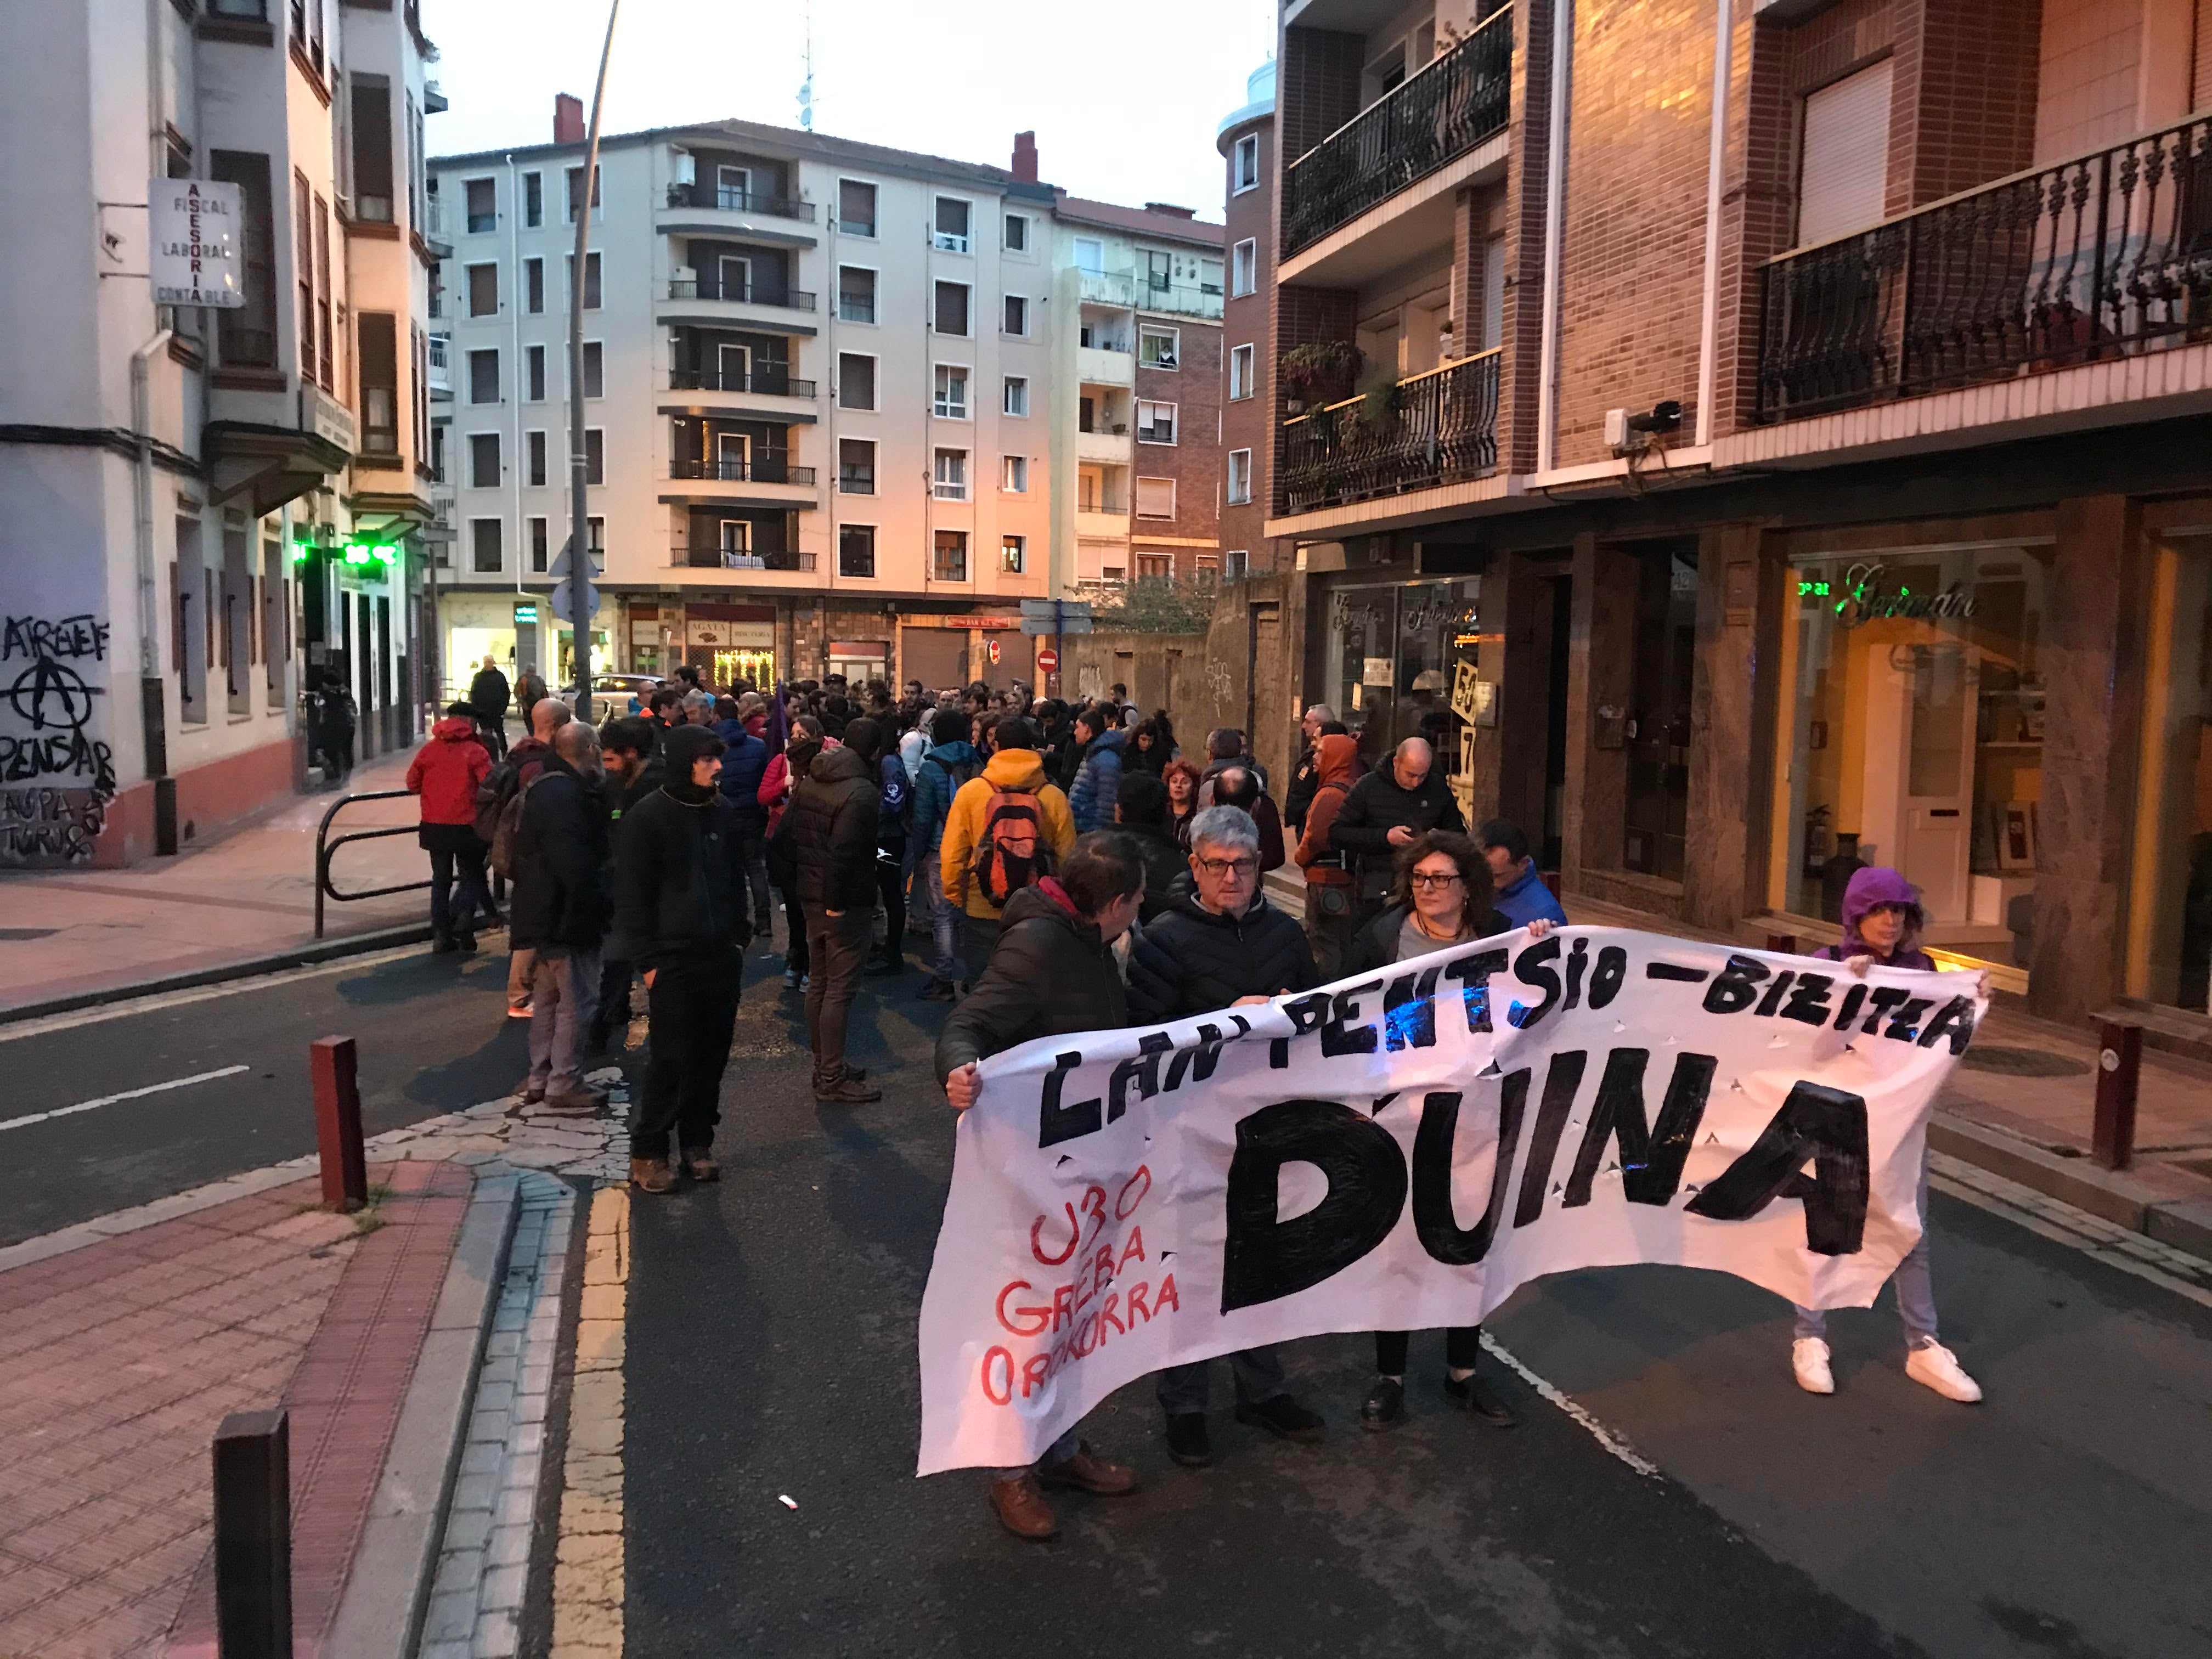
[{"left": 150, "top": 179, "right": 244, "bottom": 308}]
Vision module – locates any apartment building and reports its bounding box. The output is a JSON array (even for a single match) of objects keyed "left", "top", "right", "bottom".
[
  {"left": 1053, "top": 199, "right": 1228, "bottom": 587},
  {"left": 0, "top": 0, "right": 443, "bottom": 867},
  {"left": 433, "top": 120, "right": 1224, "bottom": 693},
  {"left": 1256, "top": 0, "right": 2212, "bottom": 1032},
  {"left": 1218, "top": 60, "right": 1288, "bottom": 577}
]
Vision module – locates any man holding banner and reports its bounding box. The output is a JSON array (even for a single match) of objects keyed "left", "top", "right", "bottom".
[
  {"left": 938, "top": 832, "right": 1150, "bottom": 1539},
  {"left": 916, "top": 895, "right": 1988, "bottom": 1479},
  {"left": 1127, "top": 805, "right": 1327, "bottom": 1466}
]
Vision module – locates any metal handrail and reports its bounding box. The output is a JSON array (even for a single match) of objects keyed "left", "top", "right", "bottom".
[{"left": 314, "top": 789, "right": 430, "bottom": 940}]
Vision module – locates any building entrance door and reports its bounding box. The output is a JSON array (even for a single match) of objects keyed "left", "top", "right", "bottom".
[{"left": 1862, "top": 641, "right": 1978, "bottom": 922}]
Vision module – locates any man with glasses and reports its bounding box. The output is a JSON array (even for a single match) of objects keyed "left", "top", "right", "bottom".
[{"left": 1127, "top": 805, "right": 1326, "bottom": 1468}]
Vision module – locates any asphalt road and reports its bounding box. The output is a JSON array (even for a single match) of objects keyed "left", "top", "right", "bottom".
[
  {"left": 0, "top": 944, "right": 545, "bottom": 1245},
  {"left": 624, "top": 968, "right": 2212, "bottom": 1659}
]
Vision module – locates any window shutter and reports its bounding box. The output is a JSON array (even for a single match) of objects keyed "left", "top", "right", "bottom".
[{"left": 1796, "top": 59, "right": 1894, "bottom": 248}]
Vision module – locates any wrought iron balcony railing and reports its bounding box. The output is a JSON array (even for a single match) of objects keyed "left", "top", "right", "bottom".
[
  {"left": 1275, "top": 351, "right": 1500, "bottom": 515},
  {"left": 1757, "top": 114, "right": 2212, "bottom": 421},
  {"left": 667, "top": 278, "right": 817, "bottom": 311},
  {"left": 670, "top": 456, "right": 816, "bottom": 486},
  {"left": 667, "top": 367, "right": 816, "bottom": 397},
  {"left": 672, "top": 540, "right": 815, "bottom": 572},
  {"left": 1280, "top": 6, "right": 1513, "bottom": 258},
  {"left": 663, "top": 182, "right": 817, "bottom": 222}
]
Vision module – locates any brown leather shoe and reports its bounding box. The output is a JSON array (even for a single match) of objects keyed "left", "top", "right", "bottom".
[
  {"left": 987, "top": 1471, "right": 1058, "bottom": 1540},
  {"left": 680, "top": 1148, "right": 719, "bottom": 1182},
  {"left": 629, "top": 1157, "right": 676, "bottom": 1194},
  {"left": 814, "top": 1076, "right": 883, "bottom": 1105},
  {"left": 1037, "top": 1441, "right": 1137, "bottom": 1497}
]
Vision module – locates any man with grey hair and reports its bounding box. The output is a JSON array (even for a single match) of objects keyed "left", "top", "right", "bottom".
[
  {"left": 1284, "top": 703, "right": 1338, "bottom": 835},
  {"left": 1127, "top": 803, "right": 1324, "bottom": 1468},
  {"left": 1329, "top": 733, "right": 1464, "bottom": 923},
  {"left": 681, "top": 689, "right": 715, "bottom": 726},
  {"left": 509, "top": 720, "right": 611, "bottom": 1110}
]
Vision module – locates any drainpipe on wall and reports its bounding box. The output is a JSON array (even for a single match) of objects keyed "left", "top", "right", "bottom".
[
  {"left": 1534, "top": 0, "right": 1575, "bottom": 475},
  {"left": 132, "top": 326, "right": 177, "bottom": 855},
  {"left": 1694, "top": 0, "right": 1734, "bottom": 448}
]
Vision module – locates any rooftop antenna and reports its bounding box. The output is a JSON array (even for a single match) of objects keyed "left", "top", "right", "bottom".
[{"left": 798, "top": 0, "right": 815, "bottom": 131}]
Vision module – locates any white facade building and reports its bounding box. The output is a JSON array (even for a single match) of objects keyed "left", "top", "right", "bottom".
[
  {"left": 0, "top": 0, "right": 444, "bottom": 866},
  {"left": 429, "top": 120, "right": 1221, "bottom": 693}
]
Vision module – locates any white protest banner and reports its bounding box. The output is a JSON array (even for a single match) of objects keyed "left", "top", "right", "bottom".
[
  {"left": 150, "top": 179, "right": 244, "bottom": 309},
  {"left": 916, "top": 926, "right": 1983, "bottom": 1475}
]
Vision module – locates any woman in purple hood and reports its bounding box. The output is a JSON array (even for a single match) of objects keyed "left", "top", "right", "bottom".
[{"left": 1787, "top": 866, "right": 1982, "bottom": 1404}]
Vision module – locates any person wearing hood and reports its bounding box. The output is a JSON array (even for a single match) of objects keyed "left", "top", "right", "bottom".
[
  {"left": 910, "top": 708, "right": 982, "bottom": 1000},
  {"left": 938, "top": 717, "right": 1079, "bottom": 987},
  {"left": 710, "top": 696, "right": 773, "bottom": 949},
  {"left": 1292, "top": 731, "right": 1363, "bottom": 979},
  {"left": 1066, "top": 704, "right": 1127, "bottom": 832},
  {"left": 789, "top": 716, "right": 883, "bottom": 1104},
  {"left": 939, "top": 833, "right": 1148, "bottom": 1538},
  {"left": 614, "top": 724, "right": 755, "bottom": 1193},
  {"left": 1788, "top": 866, "right": 1984, "bottom": 1406},
  {"left": 584, "top": 716, "right": 663, "bottom": 1057},
  {"left": 1125, "top": 804, "right": 1325, "bottom": 1467},
  {"left": 407, "top": 702, "right": 494, "bottom": 952},
  {"left": 898, "top": 721, "right": 928, "bottom": 786},
  {"left": 842, "top": 718, "right": 912, "bottom": 977}
]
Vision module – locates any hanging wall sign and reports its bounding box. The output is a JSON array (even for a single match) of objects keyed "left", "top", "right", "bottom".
[{"left": 150, "top": 179, "right": 244, "bottom": 308}]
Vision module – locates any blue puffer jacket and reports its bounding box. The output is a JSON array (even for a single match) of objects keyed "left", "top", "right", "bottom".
[
  {"left": 911, "top": 740, "right": 981, "bottom": 859},
  {"left": 1068, "top": 727, "right": 1127, "bottom": 833},
  {"left": 711, "top": 719, "right": 770, "bottom": 819}
]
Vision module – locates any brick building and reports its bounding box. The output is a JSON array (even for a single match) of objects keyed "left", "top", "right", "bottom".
[
  {"left": 1250, "top": 0, "right": 2212, "bottom": 1036},
  {"left": 1217, "top": 61, "right": 1290, "bottom": 576}
]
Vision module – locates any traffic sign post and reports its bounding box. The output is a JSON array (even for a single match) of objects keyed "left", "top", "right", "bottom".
[{"left": 1037, "top": 647, "right": 1059, "bottom": 675}]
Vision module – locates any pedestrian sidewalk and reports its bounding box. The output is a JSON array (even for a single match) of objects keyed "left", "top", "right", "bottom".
[
  {"left": 0, "top": 1076, "right": 634, "bottom": 1659},
  {"left": 0, "top": 752, "right": 441, "bottom": 1019}
]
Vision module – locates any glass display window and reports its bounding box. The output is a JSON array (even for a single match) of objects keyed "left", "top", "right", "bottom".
[
  {"left": 1770, "top": 541, "right": 2051, "bottom": 970},
  {"left": 2128, "top": 537, "right": 2212, "bottom": 1012},
  {"left": 1322, "top": 578, "right": 1480, "bottom": 761}
]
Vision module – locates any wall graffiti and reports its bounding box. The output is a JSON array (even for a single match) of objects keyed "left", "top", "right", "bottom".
[{"left": 2, "top": 613, "right": 116, "bottom": 866}]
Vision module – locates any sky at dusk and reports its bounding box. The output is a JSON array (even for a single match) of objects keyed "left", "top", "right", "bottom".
[{"left": 422, "top": 0, "right": 1275, "bottom": 221}]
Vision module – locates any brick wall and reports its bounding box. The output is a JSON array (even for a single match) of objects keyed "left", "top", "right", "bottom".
[
  {"left": 1269, "top": 284, "right": 1358, "bottom": 511},
  {"left": 1133, "top": 320, "right": 1224, "bottom": 573},
  {"left": 1498, "top": 0, "right": 1557, "bottom": 474},
  {"left": 1553, "top": 0, "right": 1716, "bottom": 468},
  {"left": 1279, "top": 27, "right": 1365, "bottom": 172},
  {"left": 1221, "top": 111, "right": 1280, "bottom": 571},
  {"left": 2035, "top": 0, "right": 2142, "bottom": 162},
  {"left": 1896, "top": 0, "right": 2041, "bottom": 210}
]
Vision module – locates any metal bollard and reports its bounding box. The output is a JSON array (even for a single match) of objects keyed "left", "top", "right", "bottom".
[
  {"left": 213, "top": 1409, "right": 292, "bottom": 1658},
  {"left": 310, "top": 1035, "right": 368, "bottom": 1213},
  {"left": 2092, "top": 1019, "right": 2141, "bottom": 1171},
  {"left": 1765, "top": 932, "right": 1799, "bottom": 956}
]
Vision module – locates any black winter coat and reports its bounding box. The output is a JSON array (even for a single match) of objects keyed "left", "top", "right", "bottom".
[
  {"left": 612, "top": 784, "right": 753, "bottom": 970},
  {"left": 1126, "top": 873, "right": 1316, "bottom": 1022},
  {"left": 934, "top": 883, "right": 1128, "bottom": 1078},
  {"left": 1343, "top": 901, "right": 1509, "bottom": 977},
  {"left": 508, "top": 758, "right": 612, "bottom": 951},
  {"left": 789, "top": 744, "right": 879, "bottom": 912},
  {"left": 1120, "top": 820, "right": 1187, "bottom": 923},
  {"left": 467, "top": 665, "right": 512, "bottom": 721},
  {"left": 1327, "top": 766, "right": 1467, "bottom": 870}
]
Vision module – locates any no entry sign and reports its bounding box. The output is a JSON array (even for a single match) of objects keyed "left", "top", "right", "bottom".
[{"left": 1037, "top": 647, "right": 1059, "bottom": 674}]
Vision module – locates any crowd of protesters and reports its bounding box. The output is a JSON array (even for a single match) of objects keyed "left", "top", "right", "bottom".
[{"left": 409, "top": 658, "right": 1980, "bottom": 1540}]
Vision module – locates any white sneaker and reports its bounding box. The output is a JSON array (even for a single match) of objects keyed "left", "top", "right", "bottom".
[
  {"left": 1905, "top": 1342, "right": 1983, "bottom": 1403},
  {"left": 1791, "top": 1338, "right": 1835, "bottom": 1395}
]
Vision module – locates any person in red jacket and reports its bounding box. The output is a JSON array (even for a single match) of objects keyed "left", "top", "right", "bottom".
[{"left": 408, "top": 702, "right": 494, "bottom": 952}]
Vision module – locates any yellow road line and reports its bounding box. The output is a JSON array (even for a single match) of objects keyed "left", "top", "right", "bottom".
[{"left": 551, "top": 1183, "right": 628, "bottom": 1657}]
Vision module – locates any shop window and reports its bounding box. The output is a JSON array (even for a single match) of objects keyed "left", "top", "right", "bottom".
[
  {"left": 1772, "top": 543, "right": 2051, "bottom": 970},
  {"left": 1623, "top": 543, "right": 1699, "bottom": 882},
  {"left": 1322, "top": 579, "right": 1480, "bottom": 756},
  {"left": 2129, "top": 540, "right": 2212, "bottom": 1010}
]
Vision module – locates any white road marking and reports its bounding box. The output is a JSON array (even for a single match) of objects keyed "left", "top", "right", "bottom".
[
  {"left": 0, "top": 945, "right": 427, "bottom": 1043},
  {"left": 0, "top": 1064, "right": 252, "bottom": 1133},
  {"left": 1480, "top": 1331, "right": 1662, "bottom": 1478}
]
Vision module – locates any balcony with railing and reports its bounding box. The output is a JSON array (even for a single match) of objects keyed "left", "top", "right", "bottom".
[
  {"left": 1275, "top": 351, "right": 1500, "bottom": 515},
  {"left": 1281, "top": 6, "right": 1514, "bottom": 258},
  {"left": 1756, "top": 114, "right": 2212, "bottom": 424},
  {"left": 665, "top": 277, "right": 817, "bottom": 311},
  {"left": 666, "top": 366, "right": 817, "bottom": 399},
  {"left": 670, "top": 455, "right": 816, "bottom": 486},
  {"left": 662, "top": 181, "right": 817, "bottom": 223},
  {"left": 426, "top": 334, "right": 451, "bottom": 399},
  {"left": 670, "top": 538, "right": 815, "bottom": 573}
]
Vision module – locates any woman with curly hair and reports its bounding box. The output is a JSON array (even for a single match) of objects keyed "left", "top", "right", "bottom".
[
  {"left": 1347, "top": 830, "right": 1551, "bottom": 1432},
  {"left": 1161, "top": 758, "right": 1203, "bottom": 849}
]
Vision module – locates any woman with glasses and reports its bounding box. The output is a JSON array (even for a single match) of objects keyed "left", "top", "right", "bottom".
[{"left": 1346, "top": 830, "right": 1551, "bottom": 1431}]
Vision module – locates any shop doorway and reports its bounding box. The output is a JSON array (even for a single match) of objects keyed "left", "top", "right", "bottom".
[{"left": 1623, "top": 540, "right": 1699, "bottom": 881}]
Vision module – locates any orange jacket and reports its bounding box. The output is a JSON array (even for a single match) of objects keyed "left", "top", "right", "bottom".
[{"left": 1293, "top": 734, "right": 1361, "bottom": 887}]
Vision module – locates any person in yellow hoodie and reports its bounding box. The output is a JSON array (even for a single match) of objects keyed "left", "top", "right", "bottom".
[{"left": 939, "top": 717, "right": 1077, "bottom": 989}]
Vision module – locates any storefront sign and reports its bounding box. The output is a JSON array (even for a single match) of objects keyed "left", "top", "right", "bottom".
[
  {"left": 150, "top": 179, "right": 243, "bottom": 308},
  {"left": 687, "top": 621, "right": 774, "bottom": 648},
  {"left": 1826, "top": 563, "right": 1979, "bottom": 629}
]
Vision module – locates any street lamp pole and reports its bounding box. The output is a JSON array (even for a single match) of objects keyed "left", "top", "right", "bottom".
[{"left": 568, "top": 0, "right": 620, "bottom": 723}]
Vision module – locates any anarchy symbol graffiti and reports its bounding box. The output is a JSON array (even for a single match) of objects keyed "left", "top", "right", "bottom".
[{"left": 6, "top": 658, "right": 101, "bottom": 732}]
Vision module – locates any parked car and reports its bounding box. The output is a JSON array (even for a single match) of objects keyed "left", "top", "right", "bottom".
[{"left": 559, "top": 673, "right": 662, "bottom": 712}]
